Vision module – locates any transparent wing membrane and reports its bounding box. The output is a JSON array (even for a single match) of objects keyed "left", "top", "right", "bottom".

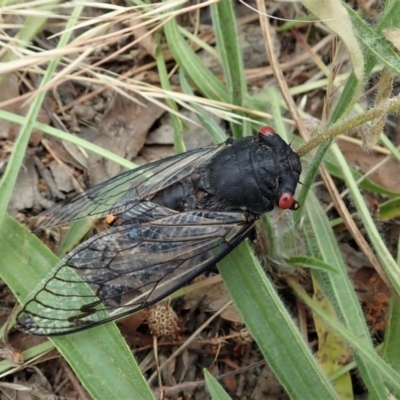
[
  {"left": 18, "top": 208, "right": 253, "bottom": 335},
  {"left": 31, "top": 145, "right": 223, "bottom": 231}
]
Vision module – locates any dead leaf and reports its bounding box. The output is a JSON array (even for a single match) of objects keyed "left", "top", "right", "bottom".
[
  {"left": 8, "top": 156, "right": 53, "bottom": 216},
  {"left": 83, "top": 92, "right": 164, "bottom": 185},
  {"left": 48, "top": 161, "right": 74, "bottom": 193},
  {"left": 339, "top": 140, "right": 400, "bottom": 193},
  {"left": 147, "top": 109, "right": 219, "bottom": 150},
  {"left": 46, "top": 136, "right": 88, "bottom": 171},
  {"left": 0, "top": 73, "right": 50, "bottom": 146},
  {"left": 130, "top": 12, "right": 157, "bottom": 59}
]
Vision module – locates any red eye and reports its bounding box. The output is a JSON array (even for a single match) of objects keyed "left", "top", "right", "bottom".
[
  {"left": 259, "top": 126, "right": 276, "bottom": 136},
  {"left": 278, "top": 193, "right": 294, "bottom": 209}
]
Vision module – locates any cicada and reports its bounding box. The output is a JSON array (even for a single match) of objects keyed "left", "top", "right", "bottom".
[{"left": 17, "top": 127, "right": 302, "bottom": 336}]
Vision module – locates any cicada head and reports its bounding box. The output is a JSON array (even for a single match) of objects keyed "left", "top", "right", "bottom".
[{"left": 257, "top": 127, "right": 302, "bottom": 212}]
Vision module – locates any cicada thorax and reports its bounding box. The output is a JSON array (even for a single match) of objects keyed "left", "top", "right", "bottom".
[
  {"left": 150, "top": 131, "right": 301, "bottom": 215},
  {"left": 193, "top": 132, "right": 301, "bottom": 215}
]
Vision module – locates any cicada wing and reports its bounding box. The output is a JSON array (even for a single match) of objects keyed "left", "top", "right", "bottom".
[
  {"left": 32, "top": 144, "right": 224, "bottom": 231},
  {"left": 18, "top": 208, "right": 254, "bottom": 336}
]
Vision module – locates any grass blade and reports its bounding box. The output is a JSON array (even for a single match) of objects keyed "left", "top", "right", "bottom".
[
  {"left": 204, "top": 369, "right": 232, "bottom": 400},
  {"left": 304, "top": 191, "right": 387, "bottom": 397},
  {"left": 218, "top": 242, "right": 339, "bottom": 400}
]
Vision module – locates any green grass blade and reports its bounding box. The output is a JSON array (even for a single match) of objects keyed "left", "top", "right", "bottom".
[
  {"left": 0, "top": 0, "right": 60, "bottom": 67},
  {"left": 155, "top": 33, "right": 185, "bottom": 154},
  {"left": 163, "top": 12, "right": 227, "bottom": 102},
  {"left": 293, "top": 282, "right": 400, "bottom": 394},
  {"left": 382, "top": 233, "right": 400, "bottom": 388},
  {"left": 294, "top": 141, "right": 327, "bottom": 227},
  {"left": 288, "top": 256, "right": 339, "bottom": 274},
  {"left": 330, "top": 144, "right": 400, "bottom": 294},
  {"left": 210, "top": 0, "right": 248, "bottom": 138},
  {"left": 210, "top": 0, "right": 246, "bottom": 105},
  {"left": 218, "top": 242, "right": 339, "bottom": 400},
  {"left": 204, "top": 369, "right": 232, "bottom": 400},
  {"left": 179, "top": 70, "right": 227, "bottom": 144},
  {"left": 379, "top": 197, "right": 400, "bottom": 221},
  {"left": 383, "top": 298, "right": 400, "bottom": 400},
  {"left": 265, "top": 87, "right": 289, "bottom": 141},
  {"left": 304, "top": 191, "right": 387, "bottom": 397}
]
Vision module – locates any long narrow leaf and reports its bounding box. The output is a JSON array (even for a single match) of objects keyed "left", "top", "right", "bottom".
[
  {"left": 163, "top": 11, "right": 227, "bottom": 102},
  {"left": 304, "top": 191, "right": 387, "bottom": 397},
  {"left": 293, "top": 281, "right": 400, "bottom": 394},
  {"left": 179, "top": 69, "right": 227, "bottom": 144},
  {"left": 218, "top": 242, "right": 339, "bottom": 400},
  {"left": 330, "top": 144, "right": 400, "bottom": 294},
  {"left": 210, "top": 0, "right": 249, "bottom": 138},
  {"left": 204, "top": 369, "right": 232, "bottom": 400},
  {"left": 155, "top": 34, "right": 186, "bottom": 154}
]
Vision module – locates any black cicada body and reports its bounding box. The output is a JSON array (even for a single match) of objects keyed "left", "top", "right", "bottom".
[{"left": 17, "top": 127, "right": 302, "bottom": 336}]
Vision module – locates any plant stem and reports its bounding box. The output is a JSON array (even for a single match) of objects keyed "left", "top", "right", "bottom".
[{"left": 297, "top": 93, "right": 400, "bottom": 157}]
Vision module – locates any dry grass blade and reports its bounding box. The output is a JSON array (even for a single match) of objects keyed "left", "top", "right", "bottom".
[{"left": 256, "top": 0, "right": 309, "bottom": 141}]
